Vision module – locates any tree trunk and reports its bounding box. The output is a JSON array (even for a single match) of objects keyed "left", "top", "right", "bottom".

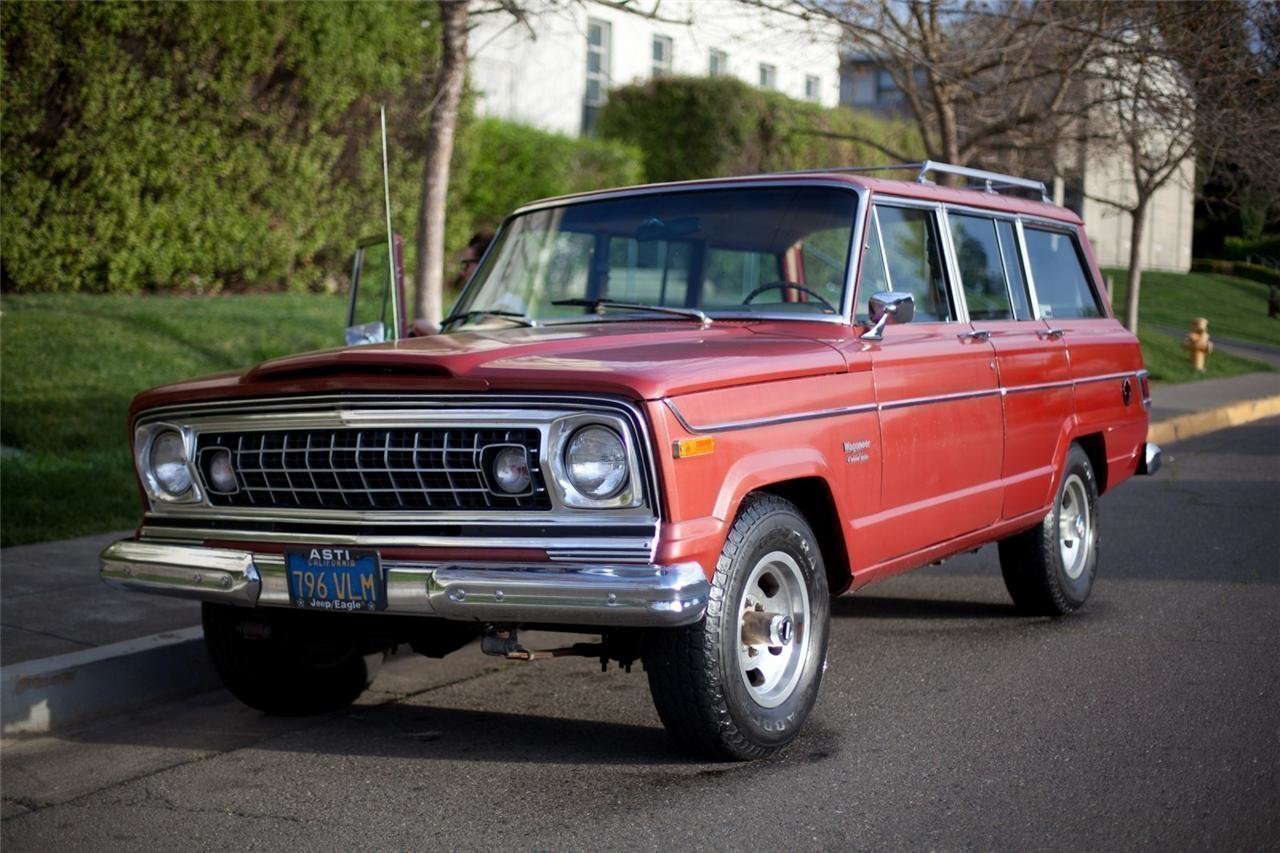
[
  {"left": 1123, "top": 195, "right": 1148, "bottom": 333},
  {"left": 414, "top": 0, "right": 469, "bottom": 327}
]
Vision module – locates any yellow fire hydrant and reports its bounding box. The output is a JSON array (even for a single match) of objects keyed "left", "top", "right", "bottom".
[{"left": 1183, "top": 317, "right": 1214, "bottom": 372}]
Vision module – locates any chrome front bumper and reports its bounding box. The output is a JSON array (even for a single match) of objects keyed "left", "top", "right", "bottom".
[{"left": 99, "top": 540, "right": 709, "bottom": 628}]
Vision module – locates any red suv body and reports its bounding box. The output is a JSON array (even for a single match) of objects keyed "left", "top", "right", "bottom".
[{"left": 103, "top": 164, "right": 1159, "bottom": 759}]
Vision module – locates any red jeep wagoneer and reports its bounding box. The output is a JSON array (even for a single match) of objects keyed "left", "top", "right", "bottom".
[{"left": 102, "top": 162, "right": 1160, "bottom": 759}]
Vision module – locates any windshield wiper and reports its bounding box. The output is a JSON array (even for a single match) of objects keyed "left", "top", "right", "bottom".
[
  {"left": 440, "top": 309, "right": 538, "bottom": 330},
  {"left": 550, "top": 299, "right": 711, "bottom": 327}
]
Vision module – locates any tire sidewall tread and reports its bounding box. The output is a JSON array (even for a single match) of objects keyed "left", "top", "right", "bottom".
[
  {"left": 644, "top": 493, "right": 830, "bottom": 760},
  {"left": 999, "top": 444, "right": 1100, "bottom": 616}
]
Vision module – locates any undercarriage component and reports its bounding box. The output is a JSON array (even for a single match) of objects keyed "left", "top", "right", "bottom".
[{"left": 480, "top": 625, "right": 641, "bottom": 672}]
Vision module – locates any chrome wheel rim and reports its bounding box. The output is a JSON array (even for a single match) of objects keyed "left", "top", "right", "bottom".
[
  {"left": 736, "top": 550, "right": 810, "bottom": 709},
  {"left": 1058, "top": 474, "right": 1092, "bottom": 580}
]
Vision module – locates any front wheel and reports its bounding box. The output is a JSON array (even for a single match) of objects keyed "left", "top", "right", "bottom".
[
  {"left": 998, "top": 444, "right": 1100, "bottom": 615},
  {"left": 643, "top": 493, "right": 830, "bottom": 760},
  {"left": 202, "top": 603, "right": 386, "bottom": 715}
]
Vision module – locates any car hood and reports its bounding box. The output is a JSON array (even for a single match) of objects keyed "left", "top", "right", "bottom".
[{"left": 131, "top": 321, "right": 849, "bottom": 414}]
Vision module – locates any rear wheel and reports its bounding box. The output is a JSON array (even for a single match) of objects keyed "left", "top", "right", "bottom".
[
  {"left": 998, "top": 444, "right": 1100, "bottom": 615},
  {"left": 202, "top": 603, "right": 386, "bottom": 715},
  {"left": 643, "top": 493, "right": 830, "bottom": 760}
]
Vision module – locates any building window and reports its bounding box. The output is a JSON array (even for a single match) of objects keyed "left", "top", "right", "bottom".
[
  {"left": 759, "top": 63, "right": 777, "bottom": 89},
  {"left": 876, "top": 69, "right": 903, "bottom": 104},
  {"left": 805, "top": 75, "right": 820, "bottom": 102},
  {"left": 652, "top": 35, "right": 673, "bottom": 77},
  {"left": 583, "top": 18, "right": 611, "bottom": 135},
  {"left": 709, "top": 49, "right": 728, "bottom": 76}
]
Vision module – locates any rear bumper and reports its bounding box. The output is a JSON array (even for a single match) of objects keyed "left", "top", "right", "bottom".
[
  {"left": 100, "top": 540, "right": 709, "bottom": 628},
  {"left": 1136, "top": 441, "right": 1162, "bottom": 475}
]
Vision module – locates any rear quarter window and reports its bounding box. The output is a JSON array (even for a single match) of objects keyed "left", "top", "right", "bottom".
[{"left": 1023, "top": 227, "right": 1104, "bottom": 319}]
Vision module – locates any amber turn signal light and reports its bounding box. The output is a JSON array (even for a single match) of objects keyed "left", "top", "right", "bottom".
[{"left": 672, "top": 436, "right": 715, "bottom": 459}]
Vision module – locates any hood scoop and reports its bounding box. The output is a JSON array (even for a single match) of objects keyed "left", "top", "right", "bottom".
[{"left": 244, "top": 348, "right": 456, "bottom": 383}]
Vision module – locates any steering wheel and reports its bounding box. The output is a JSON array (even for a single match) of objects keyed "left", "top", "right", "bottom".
[{"left": 741, "top": 281, "right": 838, "bottom": 313}]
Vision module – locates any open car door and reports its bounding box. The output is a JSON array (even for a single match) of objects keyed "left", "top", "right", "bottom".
[{"left": 346, "top": 233, "right": 406, "bottom": 345}]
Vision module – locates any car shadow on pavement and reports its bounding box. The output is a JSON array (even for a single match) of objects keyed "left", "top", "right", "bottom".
[
  {"left": 330, "top": 701, "right": 704, "bottom": 766},
  {"left": 47, "top": 682, "right": 711, "bottom": 769},
  {"left": 830, "top": 594, "right": 1022, "bottom": 620}
]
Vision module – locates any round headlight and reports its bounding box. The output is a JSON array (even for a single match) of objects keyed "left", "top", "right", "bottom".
[
  {"left": 492, "top": 446, "right": 532, "bottom": 494},
  {"left": 149, "top": 430, "right": 192, "bottom": 497},
  {"left": 565, "top": 425, "right": 628, "bottom": 500}
]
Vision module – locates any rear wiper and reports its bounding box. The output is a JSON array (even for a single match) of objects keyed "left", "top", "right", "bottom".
[
  {"left": 550, "top": 299, "right": 711, "bottom": 327},
  {"left": 440, "top": 309, "right": 538, "bottom": 329}
]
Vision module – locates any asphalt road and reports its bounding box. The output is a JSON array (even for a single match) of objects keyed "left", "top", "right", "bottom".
[{"left": 4, "top": 419, "right": 1278, "bottom": 851}]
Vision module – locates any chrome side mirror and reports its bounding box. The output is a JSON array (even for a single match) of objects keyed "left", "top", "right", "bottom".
[
  {"left": 347, "top": 234, "right": 406, "bottom": 346},
  {"left": 860, "top": 291, "right": 915, "bottom": 341}
]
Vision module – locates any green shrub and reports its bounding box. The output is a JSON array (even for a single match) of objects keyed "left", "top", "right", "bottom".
[
  {"left": 453, "top": 117, "right": 643, "bottom": 236},
  {"left": 1, "top": 1, "right": 439, "bottom": 294},
  {"left": 1221, "top": 234, "right": 1280, "bottom": 263},
  {"left": 1191, "top": 258, "right": 1280, "bottom": 287},
  {"left": 597, "top": 76, "right": 924, "bottom": 183}
]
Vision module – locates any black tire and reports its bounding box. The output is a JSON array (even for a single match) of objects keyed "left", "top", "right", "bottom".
[
  {"left": 998, "top": 444, "right": 1100, "bottom": 616},
  {"left": 643, "top": 493, "right": 830, "bottom": 761},
  {"left": 202, "top": 603, "right": 386, "bottom": 715}
]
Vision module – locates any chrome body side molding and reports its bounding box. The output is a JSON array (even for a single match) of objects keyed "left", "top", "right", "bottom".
[{"left": 665, "top": 370, "right": 1149, "bottom": 434}]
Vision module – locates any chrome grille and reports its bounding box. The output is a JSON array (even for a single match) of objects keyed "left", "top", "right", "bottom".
[{"left": 195, "top": 428, "right": 549, "bottom": 511}]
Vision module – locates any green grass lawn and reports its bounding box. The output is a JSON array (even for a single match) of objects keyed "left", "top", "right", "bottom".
[
  {"left": 1103, "top": 269, "right": 1278, "bottom": 382},
  {"left": 1, "top": 293, "right": 348, "bottom": 546}
]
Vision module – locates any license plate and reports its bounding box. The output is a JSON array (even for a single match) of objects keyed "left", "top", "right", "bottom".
[{"left": 285, "top": 548, "right": 384, "bottom": 612}]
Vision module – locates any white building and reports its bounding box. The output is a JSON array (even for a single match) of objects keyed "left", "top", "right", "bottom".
[
  {"left": 1076, "top": 145, "right": 1195, "bottom": 273},
  {"left": 469, "top": 0, "right": 843, "bottom": 138}
]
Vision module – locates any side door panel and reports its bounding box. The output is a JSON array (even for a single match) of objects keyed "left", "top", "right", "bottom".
[
  {"left": 850, "top": 201, "right": 1003, "bottom": 566},
  {"left": 946, "top": 212, "right": 1074, "bottom": 519},
  {"left": 866, "top": 327, "right": 1003, "bottom": 564}
]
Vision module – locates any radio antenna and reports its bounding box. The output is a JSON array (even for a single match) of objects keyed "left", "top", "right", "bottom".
[{"left": 380, "top": 106, "right": 400, "bottom": 339}]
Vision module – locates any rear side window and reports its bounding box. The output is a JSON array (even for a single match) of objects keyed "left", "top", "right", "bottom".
[
  {"left": 1023, "top": 227, "right": 1104, "bottom": 319},
  {"left": 996, "top": 220, "right": 1032, "bottom": 320},
  {"left": 949, "top": 213, "right": 1014, "bottom": 321},
  {"left": 858, "top": 204, "right": 953, "bottom": 322}
]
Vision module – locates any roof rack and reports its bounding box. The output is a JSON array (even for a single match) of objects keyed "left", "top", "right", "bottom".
[{"left": 768, "top": 161, "right": 1051, "bottom": 203}]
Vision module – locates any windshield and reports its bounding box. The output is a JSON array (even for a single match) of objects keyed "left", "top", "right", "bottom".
[{"left": 449, "top": 186, "right": 858, "bottom": 327}]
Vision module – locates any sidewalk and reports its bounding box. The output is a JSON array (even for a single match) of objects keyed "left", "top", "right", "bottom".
[
  {"left": 1, "top": 530, "right": 199, "bottom": 667},
  {"left": 2, "top": 362, "right": 1279, "bottom": 735}
]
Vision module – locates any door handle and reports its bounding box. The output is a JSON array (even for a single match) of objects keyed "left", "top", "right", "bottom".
[
  {"left": 958, "top": 329, "right": 991, "bottom": 342},
  {"left": 1038, "top": 327, "right": 1066, "bottom": 340}
]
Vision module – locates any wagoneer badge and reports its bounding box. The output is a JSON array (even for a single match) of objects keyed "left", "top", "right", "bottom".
[{"left": 844, "top": 440, "right": 872, "bottom": 464}]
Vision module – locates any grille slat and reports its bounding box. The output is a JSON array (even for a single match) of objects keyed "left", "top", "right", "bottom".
[{"left": 198, "top": 427, "right": 548, "bottom": 512}]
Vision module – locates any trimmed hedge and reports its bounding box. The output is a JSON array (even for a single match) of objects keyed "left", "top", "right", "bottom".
[
  {"left": 0, "top": 3, "right": 646, "bottom": 295},
  {"left": 597, "top": 75, "right": 924, "bottom": 183},
  {"left": 452, "top": 118, "right": 643, "bottom": 240},
  {"left": 1, "top": 1, "right": 441, "bottom": 294},
  {"left": 1191, "top": 259, "right": 1280, "bottom": 287},
  {"left": 1221, "top": 234, "right": 1280, "bottom": 263}
]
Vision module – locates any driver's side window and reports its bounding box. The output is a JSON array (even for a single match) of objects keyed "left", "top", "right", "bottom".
[{"left": 856, "top": 203, "right": 954, "bottom": 323}]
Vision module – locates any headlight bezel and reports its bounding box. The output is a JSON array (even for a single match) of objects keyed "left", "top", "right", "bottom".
[
  {"left": 482, "top": 443, "right": 535, "bottom": 496},
  {"left": 134, "top": 423, "right": 201, "bottom": 504},
  {"left": 547, "top": 413, "right": 643, "bottom": 510}
]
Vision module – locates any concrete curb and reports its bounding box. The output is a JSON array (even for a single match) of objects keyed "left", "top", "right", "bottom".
[
  {"left": 1148, "top": 394, "right": 1280, "bottom": 445},
  {"left": 1, "top": 627, "right": 217, "bottom": 738}
]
